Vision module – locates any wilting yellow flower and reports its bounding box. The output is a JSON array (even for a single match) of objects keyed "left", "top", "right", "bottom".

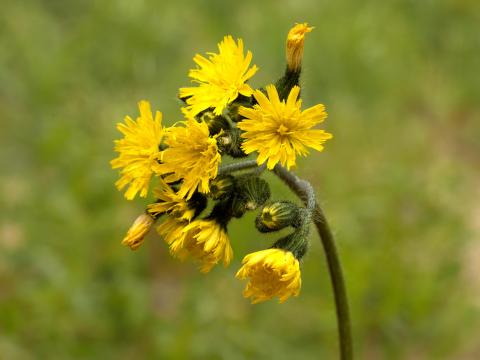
[
  {"left": 179, "top": 36, "right": 258, "bottom": 118},
  {"left": 157, "top": 216, "right": 188, "bottom": 249},
  {"left": 166, "top": 218, "right": 233, "bottom": 273},
  {"left": 286, "top": 23, "right": 314, "bottom": 72},
  {"left": 236, "top": 248, "right": 301, "bottom": 304},
  {"left": 157, "top": 119, "right": 221, "bottom": 199},
  {"left": 111, "top": 100, "right": 164, "bottom": 200},
  {"left": 122, "top": 213, "right": 155, "bottom": 250},
  {"left": 238, "top": 85, "right": 332, "bottom": 170},
  {"left": 147, "top": 184, "right": 196, "bottom": 221}
]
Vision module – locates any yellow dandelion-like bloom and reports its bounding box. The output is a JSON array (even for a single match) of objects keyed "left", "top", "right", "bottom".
[
  {"left": 147, "top": 184, "right": 195, "bottom": 221},
  {"left": 122, "top": 213, "right": 155, "bottom": 251},
  {"left": 179, "top": 36, "right": 258, "bottom": 118},
  {"left": 236, "top": 248, "right": 301, "bottom": 304},
  {"left": 286, "top": 23, "right": 314, "bottom": 72},
  {"left": 166, "top": 218, "right": 233, "bottom": 273},
  {"left": 156, "top": 216, "right": 188, "bottom": 250},
  {"left": 237, "top": 85, "right": 332, "bottom": 170},
  {"left": 157, "top": 119, "right": 221, "bottom": 200},
  {"left": 111, "top": 100, "right": 164, "bottom": 200}
]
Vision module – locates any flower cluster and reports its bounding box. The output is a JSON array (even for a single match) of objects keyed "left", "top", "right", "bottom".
[{"left": 111, "top": 23, "right": 332, "bottom": 304}]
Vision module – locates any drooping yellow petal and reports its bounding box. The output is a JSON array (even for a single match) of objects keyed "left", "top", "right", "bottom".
[
  {"left": 160, "top": 218, "right": 233, "bottom": 273},
  {"left": 147, "top": 184, "right": 196, "bottom": 221},
  {"left": 111, "top": 100, "right": 165, "bottom": 200},
  {"left": 237, "top": 85, "right": 332, "bottom": 170},
  {"left": 121, "top": 213, "right": 155, "bottom": 250},
  {"left": 236, "top": 248, "right": 301, "bottom": 304},
  {"left": 180, "top": 36, "right": 258, "bottom": 118}
]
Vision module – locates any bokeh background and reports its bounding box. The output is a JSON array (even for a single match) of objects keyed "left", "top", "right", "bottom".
[{"left": 1, "top": 0, "right": 480, "bottom": 359}]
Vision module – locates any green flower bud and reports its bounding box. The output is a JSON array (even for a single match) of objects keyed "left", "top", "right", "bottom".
[
  {"left": 255, "top": 201, "right": 300, "bottom": 232},
  {"left": 187, "top": 192, "right": 208, "bottom": 218},
  {"left": 200, "top": 111, "right": 230, "bottom": 135},
  {"left": 272, "top": 230, "right": 309, "bottom": 260},
  {"left": 231, "top": 176, "right": 271, "bottom": 218},
  {"left": 217, "top": 127, "right": 247, "bottom": 158},
  {"left": 228, "top": 95, "right": 253, "bottom": 122},
  {"left": 209, "top": 175, "right": 236, "bottom": 200}
]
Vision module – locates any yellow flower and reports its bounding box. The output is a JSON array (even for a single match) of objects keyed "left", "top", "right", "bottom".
[
  {"left": 238, "top": 85, "right": 332, "bottom": 170},
  {"left": 147, "top": 184, "right": 196, "bottom": 221},
  {"left": 157, "top": 119, "right": 221, "bottom": 200},
  {"left": 122, "top": 213, "right": 155, "bottom": 250},
  {"left": 179, "top": 36, "right": 258, "bottom": 118},
  {"left": 236, "top": 248, "right": 301, "bottom": 304},
  {"left": 156, "top": 216, "right": 188, "bottom": 251},
  {"left": 166, "top": 218, "right": 233, "bottom": 273},
  {"left": 111, "top": 100, "right": 164, "bottom": 200},
  {"left": 286, "top": 23, "right": 314, "bottom": 72}
]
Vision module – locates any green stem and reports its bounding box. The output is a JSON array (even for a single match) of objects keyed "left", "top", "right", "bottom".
[
  {"left": 218, "top": 160, "right": 353, "bottom": 359},
  {"left": 273, "top": 165, "right": 353, "bottom": 360},
  {"left": 218, "top": 160, "right": 258, "bottom": 176}
]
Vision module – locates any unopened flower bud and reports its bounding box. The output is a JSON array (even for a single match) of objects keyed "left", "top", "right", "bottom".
[
  {"left": 200, "top": 111, "right": 229, "bottom": 135},
  {"left": 209, "top": 175, "right": 236, "bottom": 200},
  {"left": 217, "top": 127, "right": 246, "bottom": 158},
  {"left": 231, "top": 176, "right": 270, "bottom": 218},
  {"left": 256, "top": 201, "right": 300, "bottom": 232},
  {"left": 122, "top": 213, "right": 155, "bottom": 250},
  {"left": 286, "top": 23, "right": 314, "bottom": 72},
  {"left": 273, "top": 230, "right": 309, "bottom": 260}
]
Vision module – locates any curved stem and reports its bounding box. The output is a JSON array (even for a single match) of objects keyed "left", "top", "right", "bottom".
[
  {"left": 218, "top": 159, "right": 258, "bottom": 176},
  {"left": 273, "top": 165, "right": 353, "bottom": 360},
  {"left": 216, "top": 160, "right": 353, "bottom": 359}
]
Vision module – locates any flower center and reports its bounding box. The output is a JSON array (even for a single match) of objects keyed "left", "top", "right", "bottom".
[{"left": 276, "top": 124, "right": 292, "bottom": 136}]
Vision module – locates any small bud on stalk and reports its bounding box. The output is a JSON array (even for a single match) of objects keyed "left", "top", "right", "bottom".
[
  {"left": 209, "top": 175, "right": 236, "bottom": 200},
  {"left": 273, "top": 230, "right": 309, "bottom": 260},
  {"left": 231, "top": 176, "right": 271, "bottom": 218},
  {"left": 217, "top": 127, "right": 247, "bottom": 158},
  {"left": 256, "top": 201, "right": 300, "bottom": 232},
  {"left": 286, "top": 23, "right": 313, "bottom": 73},
  {"left": 200, "top": 111, "right": 230, "bottom": 135},
  {"left": 275, "top": 23, "right": 314, "bottom": 100}
]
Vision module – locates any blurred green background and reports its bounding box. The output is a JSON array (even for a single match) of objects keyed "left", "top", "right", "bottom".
[{"left": 1, "top": 0, "right": 480, "bottom": 359}]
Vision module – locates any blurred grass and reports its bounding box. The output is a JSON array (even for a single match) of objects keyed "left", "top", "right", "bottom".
[{"left": 1, "top": 0, "right": 480, "bottom": 359}]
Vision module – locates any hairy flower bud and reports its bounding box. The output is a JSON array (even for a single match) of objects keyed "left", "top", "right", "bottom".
[
  {"left": 209, "top": 175, "right": 236, "bottom": 200},
  {"left": 231, "top": 176, "right": 270, "bottom": 218},
  {"left": 122, "top": 213, "right": 155, "bottom": 250},
  {"left": 217, "top": 127, "right": 247, "bottom": 158},
  {"left": 255, "top": 201, "right": 300, "bottom": 232},
  {"left": 200, "top": 111, "right": 230, "bottom": 135},
  {"left": 273, "top": 230, "right": 309, "bottom": 260}
]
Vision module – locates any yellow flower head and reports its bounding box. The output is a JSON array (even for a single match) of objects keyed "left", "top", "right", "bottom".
[
  {"left": 179, "top": 36, "right": 258, "bottom": 118},
  {"left": 238, "top": 85, "right": 332, "bottom": 170},
  {"left": 111, "top": 100, "right": 164, "bottom": 200},
  {"left": 158, "top": 119, "right": 221, "bottom": 200},
  {"left": 157, "top": 216, "right": 188, "bottom": 249},
  {"left": 122, "top": 213, "right": 155, "bottom": 250},
  {"left": 286, "top": 23, "right": 314, "bottom": 72},
  {"left": 166, "top": 218, "right": 233, "bottom": 273},
  {"left": 147, "top": 184, "right": 196, "bottom": 221},
  {"left": 236, "top": 248, "right": 301, "bottom": 304}
]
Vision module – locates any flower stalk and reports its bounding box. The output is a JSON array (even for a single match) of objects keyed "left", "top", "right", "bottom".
[{"left": 221, "top": 160, "right": 353, "bottom": 360}]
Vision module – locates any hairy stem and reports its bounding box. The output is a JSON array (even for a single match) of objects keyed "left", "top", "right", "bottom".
[
  {"left": 217, "top": 159, "right": 353, "bottom": 359},
  {"left": 273, "top": 165, "right": 353, "bottom": 360},
  {"left": 218, "top": 159, "right": 258, "bottom": 176}
]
